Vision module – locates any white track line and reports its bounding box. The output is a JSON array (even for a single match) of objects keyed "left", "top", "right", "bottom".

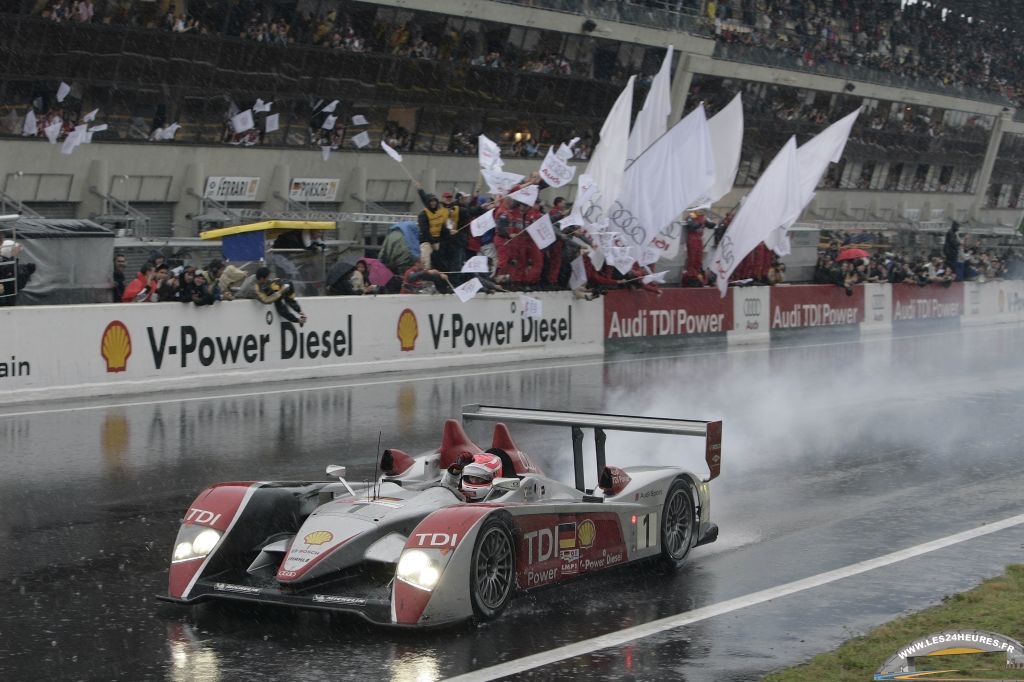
[{"left": 445, "top": 512, "right": 1024, "bottom": 682}]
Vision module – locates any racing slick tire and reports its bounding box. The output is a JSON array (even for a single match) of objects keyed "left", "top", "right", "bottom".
[
  {"left": 660, "top": 479, "right": 696, "bottom": 570},
  {"left": 469, "top": 516, "right": 516, "bottom": 620}
]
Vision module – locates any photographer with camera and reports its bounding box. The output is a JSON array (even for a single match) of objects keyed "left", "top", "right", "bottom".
[{"left": 255, "top": 266, "right": 307, "bottom": 326}]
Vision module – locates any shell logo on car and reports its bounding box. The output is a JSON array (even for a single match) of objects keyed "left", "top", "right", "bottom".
[
  {"left": 397, "top": 308, "right": 418, "bottom": 351},
  {"left": 577, "top": 519, "right": 596, "bottom": 548},
  {"left": 101, "top": 321, "right": 132, "bottom": 373},
  {"left": 304, "top": 530, "right": 333, "bottom": 545}
]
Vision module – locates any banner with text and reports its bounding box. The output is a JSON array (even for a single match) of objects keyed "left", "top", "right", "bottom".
[
  {"left": 604, "top": 288, "right": 732, "bottom": 341},
  {"left": 769, "top": 284, "right": 865, "bottom": 329},
  {"left": 891, "top": 283, "right": 964, "bottom": 323},
  {"left": 1, "top": 293, "right": 603, "bottom": 403}
]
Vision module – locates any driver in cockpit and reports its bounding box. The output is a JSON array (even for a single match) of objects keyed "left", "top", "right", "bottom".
[{"left": 441, "top": 453, "right": 502, "bottom": 501}]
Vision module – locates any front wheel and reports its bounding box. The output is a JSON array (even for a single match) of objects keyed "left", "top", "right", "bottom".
[
  {"left": 469, "top": 517, "right": 516, "bottom": 620},
  {"left": 660, "top": 480, "right": 695, "bottom": 570}
]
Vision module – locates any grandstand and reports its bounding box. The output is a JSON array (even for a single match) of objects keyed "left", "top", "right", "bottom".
[{"left": 1, "top": 0, "right": 1022, "bottom": 269}]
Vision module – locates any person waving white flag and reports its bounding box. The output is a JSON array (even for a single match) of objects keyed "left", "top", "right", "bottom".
[{"left": 709, "top": 137, "right": 801, "bottom": 296}]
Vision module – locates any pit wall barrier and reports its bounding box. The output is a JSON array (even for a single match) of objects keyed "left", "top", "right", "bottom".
[
  {"left": 1, "top": 292, "right": 603, "bottom": 404},
  {"left": 6, "top": 281, "right": 1024, "bottom": 404},
  {"left": 603, "top": 280, "right": 1024, "bottom": 348}
]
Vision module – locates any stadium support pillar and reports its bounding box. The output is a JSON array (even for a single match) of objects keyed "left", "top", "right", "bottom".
[
  {"left": 669, "top": 52, "right": 695, "bottom": 124},
  {"left": 269, "top": 163, "right": 290, "bottom": 213},
  {"left": 339, "top": 165, "right": 367, "bottom": 244},
  {"left": 83, "top": 159, "right": 107, "bottom": 223},
  {"left": 177, "top": 163, "right": 204, "bottom": 237},
  {"left": 970, "top": 110, "right": 1008, "bottom": 220}
]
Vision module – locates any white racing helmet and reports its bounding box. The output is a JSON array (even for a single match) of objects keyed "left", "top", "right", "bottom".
[{"left": 460, "top": 453, "right": 503, "bottom": 501}]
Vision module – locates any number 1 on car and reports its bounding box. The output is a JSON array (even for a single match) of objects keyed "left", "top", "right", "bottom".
[{"left": 635, "top": 512, "right": 658, "bottom": 550}]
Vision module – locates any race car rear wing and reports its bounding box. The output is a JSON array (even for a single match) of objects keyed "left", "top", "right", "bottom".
[{"left": 462, "top": 405, "right": 722, "bottom": 491}]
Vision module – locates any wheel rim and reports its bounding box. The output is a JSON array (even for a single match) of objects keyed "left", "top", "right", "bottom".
[
  {"left": 474, "top": 527, "right": 514, "bottom": 609},
  {"left": 664, "top": 488, "right": 693, "bottom": 559}
]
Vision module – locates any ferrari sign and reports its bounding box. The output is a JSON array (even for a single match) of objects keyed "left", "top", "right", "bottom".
[{"left": 204, "top": 176, "right": 260, "bottom": 201}]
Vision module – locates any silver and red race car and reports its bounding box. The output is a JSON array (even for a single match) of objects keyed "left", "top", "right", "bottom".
[{"left": 160, "top": 405, "right": 722, "bottom": 627}]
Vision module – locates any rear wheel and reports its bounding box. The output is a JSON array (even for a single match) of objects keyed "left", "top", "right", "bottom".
[
  {"left": 469, "top": 517, "right": 515, "bottom": 620},
  {"left": 660, "top": 480, "right": 695, "bottom": 569}
]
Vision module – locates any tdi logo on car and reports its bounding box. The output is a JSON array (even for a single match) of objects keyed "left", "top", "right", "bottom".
[
  {"left": 412, "top": 532, "right": 459, "bottom": 548},
  {"left": 524, "top": 525, "right": 560, "bottom": 586}
]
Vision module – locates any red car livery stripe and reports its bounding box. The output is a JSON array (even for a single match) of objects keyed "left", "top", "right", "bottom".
[
  {"left": 393, "top": 506, "right": 494, "bottom": 625},
  {"left": 168, "top": 482, "right": 262, "bottom": 599}
]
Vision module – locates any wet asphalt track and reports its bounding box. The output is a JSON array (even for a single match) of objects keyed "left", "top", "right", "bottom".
[{"left": 3, "top": 324, "right": 1024, "bottom": 681}]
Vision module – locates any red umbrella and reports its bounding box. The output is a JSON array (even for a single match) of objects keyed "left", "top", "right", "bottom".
[
  {"left": 358, "top": 257, "right": 396, "bottom": 287},
  {"left": 836, "top": 248, "right": 870, "bottom": 261}
]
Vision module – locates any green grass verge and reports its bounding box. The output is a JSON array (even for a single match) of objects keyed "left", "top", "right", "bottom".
[{"left": 763, "top": 564, "right": 1024, "bottom": 681}]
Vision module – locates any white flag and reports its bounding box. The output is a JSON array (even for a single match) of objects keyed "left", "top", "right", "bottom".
[
  {"left": 351, "top": 114, "right": 368, "bottom": 126},
  {"left": 265, "top": 113, "right": 280, "bottom": 133},
  {"left": 642, "top": 270, "right": 668, "bottom": 284},
  {"left": 700, "top": 92, "right": 744, "bottom": 207},
  {"left": 710, "top": 137, "right": 801, "bottom": 296},
  {"left": 478, "top": 134, "right": 503, "bottom": 170},
  {"left": 555, "top": 141, "right": 575, "bottom": 161},
  {"left": 231, "top": 109, "right": 254, "bottom": 133},
  {"left": 520, "top": 295, "right": 543, "bottom": 319},
  {"left": 766, "top": 107, "right": 861, "bottom": 256},
  {"left": 321, "top": 146, "right": 331, "bottom": 162},
  {"left": 640, "top": 245, "right": 661, "bottom": 265},
  {"left": 508, "top": 184, "right": 538, "bottom": 206},
  {"left": 613, "top": 104, "right": 715, "bottom": 248},
  {"left": 352, "top": 130, "right": 370, "bottom": 148},
  {"left": 461, "top": 255, "right": 489, "bottom": 272},
  {"left": 526, "top": 214, "right": 556, "bottom": 249},
  {"left": 453, "top": 276, "right": 483, "bottom": 302},
  {"left": 608, "top": 246, "right": 635, "bottom": 275},
  {"left": 60, "top": 127, "right": 85, "bottom": 154},
  {"left": 381, "top": 140, "right": 403, "bottom": 163},
  {"left": 321, "top": 99, "right": 338, "bottom": 113},
  {"left": 253, "top": 98, "right": 273, "bottom": 113},
  {"left": 539, "top": 147, "right": 576, "bottom": 188},
  {"left": 82, "top": 108, "right": 99, "bottom": 123},
  {"left": 87, "top": 123, "right": 107, "bottom": 133},
  {"left": 588, "top": 246, "right": 606, "bottom": 270},
  {"left": 560, "top": 175, "right": 597, "bottom": 228},
  {"left": 584, "top": 75, "right": 635, "bottom": 217},
  {"left": 44, "top": 119, "right": 62, "bottom": 143},
  {"left": 569, "top": 255, "right": 587, "bottom": 290},
  {"left": 649, "top": 219, "right": 685, "bottom": 260},
  {"left": 22, "top": 110, "right": 36, "bottom": 137},
  {"left": 56, "top": 82, "right": 71, "bottom": 103},
  {"left": 626, "top": 46, "right": 673, "bottom": 165},
  {"left": 470, "top": 209, "right": 496, "bottom": 237},
  {"left": 321, "top": 114, "right": 337, "bottom": 130},
  {"left": 481, "top": 168, "right": 523, "bottom": 195}
]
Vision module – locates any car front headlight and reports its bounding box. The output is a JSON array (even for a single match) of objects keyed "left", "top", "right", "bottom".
[
  {"left": 172, "top": 526, "right": 222, "bottom": 563},
  {"left": 396, "top": 549, "right": 441, "bottom": 591}
]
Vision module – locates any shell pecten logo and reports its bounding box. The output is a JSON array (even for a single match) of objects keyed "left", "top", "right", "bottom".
[
  {"left": 397, "top": 308, "right": 418, "bottom": 351},
  {"left": 100, "top": 321, "right": 132, "bottom": 373},
  {"left": 577, "top": 519, "right": 597, "bottom": 548},
  {"left": 304, "top": 530, "right": 334, "bottom": 545}
]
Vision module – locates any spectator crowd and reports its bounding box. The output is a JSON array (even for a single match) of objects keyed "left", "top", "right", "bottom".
[{"left": 35, "top": 0, "right": 1024, "bottom": 110}]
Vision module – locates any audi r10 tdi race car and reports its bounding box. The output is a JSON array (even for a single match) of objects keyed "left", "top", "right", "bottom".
[{"left": 159, "top": 405, "right": 722, "bottom": 627}]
